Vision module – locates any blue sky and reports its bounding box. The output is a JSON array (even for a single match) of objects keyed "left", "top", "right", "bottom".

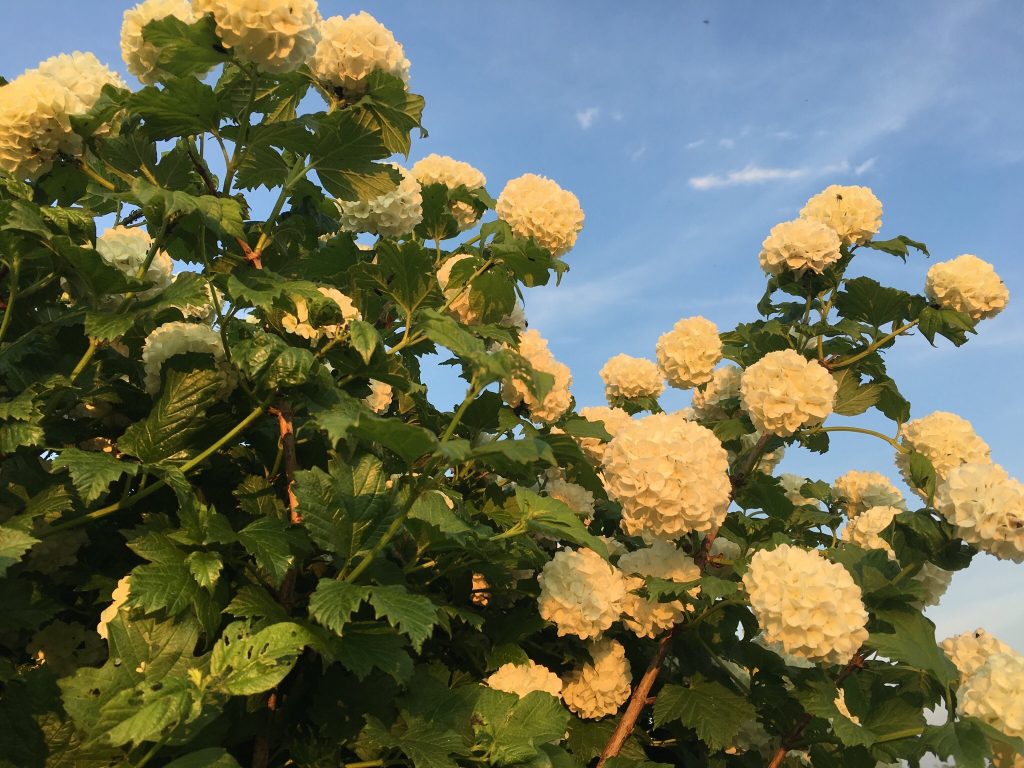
[{"left": 3, "top": 1, "right": 1022, "bottom": 647}]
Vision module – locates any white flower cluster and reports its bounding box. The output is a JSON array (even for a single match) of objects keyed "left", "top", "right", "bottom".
[
  {"left": 561, "top": 639, "right": 632, "bottom": 719},
  {"left": 576, "top": 405, "right": 633, "bottom": 464},
  {"left": 336, "top": 164, "right": 423, "bottom": 237},
  {"left": 312, "top": 11, "right": 409, "bottom": 95},
  {"left": 740, "top": 349, "right": 837, "bottom": 436},
  {"left": 935, "top": 462, "right": 1024, "bottom": 563},
  {"left": 602, "top": 413, "right": 731, "bottom": 539},
  {"left": 411, "top": 154, "right": 486, "bottom": 231},
  {"left": 485, "top": 660, "right": 562, "bottom": 699},
  {"left": 958, "top": 653, "right": 1024, "bottom": 739},
  {"left": 501, "top": 329, "right": 572, "bottom": 424},
  {"left": 97, "top": 576, "right": 131, "bottom": 640},
  {"left": 619, "top": 540, "right": 700, "bottom": 639},
  {"left": 758, "top": 218, "right": 842, "bottom": 276},
  {"left": 364, "top": 379, "right": 393, "bottom": 414},
  {"left": 281, "top": 287, "right": 361, "bottom": 341},
  {"left": 941, "top": 628, "right": 1020, "bottom": 679},
  {"left": 656, "top": 316, "right": 722, "bottom": 389},
  {"left": 192, "top": 0, "right": 321, "bottom": 74},
  {"left": 121, "top": 0, "right": 197, "bottom": 84},
  {"left": 32, "top": 52, "right": 127, "bottom": 115},
  {"left": 833, "top": 470, "right": 905, "bottom": 518},
  {"left": 436, "top": 254, "right": 479, "bottom": 325},
  {"left": 537, "top": 548, "right": 627, "bottom": 639},
  {"left": 841, "top": 505, "right": 900, "bottom": 559},
  {"left": 779, "top": 474, "right": 818, "bottom": 508},
  {"left": 544, "top": 471, "right": 595, "bottom": 518},
  {"left": 800, "top": 184, "right": 883, "bottom": 246},
  {"left": 142, "top": 321, "right": 232, "bottom": 394},
  {"left": 912, "top": 562, "right": 953, "bottom": 608},
  {"left": 743, "top": 544, "right": 869, "bottom": 665},
  {"left": 495, "top": 173, "right": 584, "bottom": 257},
  {"left": 895, "top": 411, "right": 991, "bottom": 491},
  {"left": 925, "top": 254, "right": 1009, "bottom": 322},
  {"left": 96, "top": 226, "right": 174, "bottom": 298},
  {"left": 599, "top": 353, "right": 664, "bottom": 402},
  {"left": 691, "top": 364, "right": 742, "bottom": 420}
]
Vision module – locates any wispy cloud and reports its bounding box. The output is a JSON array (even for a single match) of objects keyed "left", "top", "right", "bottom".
[
  {"left": 718, "top": 137, "right": 735, "bottom": 149},
  {"left": 689, "top": 164, "right": 806, "bottom": 190},
  {"left": 685, "top": 139, "right": 705, "bottom": 150},
  {"left": 854, "top": 157, "right": 876, "bottom": 175},
  {"left": 627, "top": 144, "right": 647, "bottom": 161},
  {"left": 575, "top": 106, "right": 600, "bottom": 129}
]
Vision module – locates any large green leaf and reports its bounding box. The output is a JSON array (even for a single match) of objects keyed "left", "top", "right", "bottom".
[
  {"left": 131, "top": 179, "right": 245, "bottom": 240},
  {"left": 0, "top": 525, "right": 39, "bottom": 576},
  {"left": 140, "top": 15, "right": 230, "bottom": 79},
  {"left": 209, "top": 621, "right": 313, "bottom": 696},
  {"left": 309, "top": 111, "right": 394, "bottom": 201},
  {"left": 51, "top": 447, "right": 136, "bottom": 504},
  {"left": 473, "top": 689, "right": 569, "bottom": 767},
  {"left": 368, "top": 584, "right": 439, "bottom": 652},
  {"left": 869, "top": 606, "right": 958, "bottom": 687},
  {"left": 129, "top": 78, "right": 221, "bottom": 140},
  {"left": 513, "top": 487, "right": 608, "bottom": 555},
  {"left": 652, "top": 677, "right": 757, "bottom": 751},
  {"left": 236, "top": 517, "right": 297, "bottom": 587},
  {"left": 308, "top": 580, "right": 369, "bottom": 636}
]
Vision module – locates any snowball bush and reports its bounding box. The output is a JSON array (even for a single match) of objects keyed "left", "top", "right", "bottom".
[
  {"left": 495, "top": 173, "right": 584, "bottom": 256},
  {"left": 758, "top": 218, "right": 842, "bottom": 275},
  {"left": 935, "top": 462, "right": 1024, "bottom": 563},
  {"left": 656, "top": 315, "right": 722, "bottom": 389},
  {"left": 537, "top": 548, "right": 627, "bottom": 639},
  {"left": 800, "top": 184, "right": 883, "bottom": 245},
  {"left": 599, "top": 353, "right": 664, "bottom": 402},
  {"left": 561, "top": 639, "right": 632, "bottom": 719},
  {"left": 926, "top": 254, "right": 1009, "bottom": 321},
  {"left": 193, "top": 0, "right": 321, "bottom": 73},
  {"left": 121, "top": 0, "right": 198, "bottom": 83},
  {"left": 740, "top": 349, "right": 837, "bottom": 436},
  {"left": 486, "top": 660, "right": 562, "bottom": 699},
  {"left": 312, "top": 11, "right": 410, "bottom": 95}
]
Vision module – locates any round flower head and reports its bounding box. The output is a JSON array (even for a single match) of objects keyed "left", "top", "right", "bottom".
[
  {"left": 656, "top": 316, "right": 722, "bottom": 389},
  {"left": 0, "top": 72, "right": 77, "bottom": 179},
  {"left": 841, "top": 505, "right": 901, "bottom": 559},
  {"left": 486, "top": 660, "right": 562, "bottom": 699},
  {"left": 501, "top": 328, "right": 572, "bottom": 424},
  {"left": 758, "top": 218, "right": 842, "bottom": 276},
  {"left": 576, "top": 405, "right": 633, "bottom": 464},
  {"left": 926, "top": 254, "right": 1009, "bottom": 321},
  {"left": 692, "top": 364, "right": 743, "bottom": 420},
  {"left": 779, "top": 474, "right": 818, "bottom": 508},
  {"left": 740, "top": 349, "right": 837, "bottom": 436},
  {"left": 941, "top": 628, "right": 1020, "bottom": 679},
  {"left": 896, "top": 411, "right": 991, "bottom": 494},
  {"left": 192, "top": 0, "right": 321, "bottom": 74},
  {"left": 912, "top": 562, "right": 953, "bottom": 608},
  {"left": 800, "top": 184, "right": 883, "bottom": 246},
  {"left": 142, "top": 321, "right": 232, "bottom": 394},
  {"left": 543, "top": 470, "right": 595, "bottom": 518},
  {"left": 311, "top": 11, "right": 409, "bottom": 95},
  {"left": 600, "top": 353, "right": 664, "bottom": 402},
  {"left": 364, "top": 379, "right": 392, "bottom": 414},
  {"left": 495, "top": 173, "right": 584, "bottom": 257},
  {"left": 96, "top": 226, "right": 174, "bottom": 299},
  {"left": 742, "top": 544, "right": 869, "bottom": 665},
  {"left": 833, "top": 470, "right": 905, "bottom": 518},
  {"left": 619, "top": 539, "right": 700, "bottom": 638},
  {"left": 281, "top": 286, "right": 361, "bottom": 341},
  {"left": 30, "top": 52, "right": 127, "bottom": 116},
  {"left": 537, "top": 548, "right": 627, "bottom": 639},
  {"left": 957, "top": 653, "right": 1024, "bottom": 738},
  {"left": 436, "top": 254, "right": 480, "bottom": 325},
  {"left": 602, "top": 413, "right": 731, "bottom": 539},
  {"left": 935, "top": 462, "right": 1024, "bottom": 563},
  {"left": 411, "top": 154, "right": 486, "bottom": 231},
  {"left": 562, "top": 639, "right": 632, "bottom": 719},
  {"left": 97, "top": 576, "right": 132, "bottom": 640},
  {"left": 122, "top": 0, "right": 198, "bottom": 84},
  {"left": 336, "top": 164, "right": 423, "bottom": 237}
]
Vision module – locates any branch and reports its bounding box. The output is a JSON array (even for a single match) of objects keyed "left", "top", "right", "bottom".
[{"left": 269, "top": 401, "right": 301, "bottom": 524}]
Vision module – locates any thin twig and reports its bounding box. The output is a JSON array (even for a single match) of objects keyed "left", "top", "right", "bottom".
[{"left": 269, "top": 401, "right": 300, "bottom": 524}]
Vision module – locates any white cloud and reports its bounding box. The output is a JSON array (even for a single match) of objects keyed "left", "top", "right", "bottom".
[
  {"left": 575, "top": 106, "right": 599, "bottom": 129},
  {"left": 854, "top": 157, "right": 877, "bottom": 175},
  {"left": 627, "top": 144, "right": 647, "bottom": 161},
  {"left": 689, "top": 164, "right": 805, "bottom": 190},
  {"left": 718, "top": 137, "right": 735, "bottom": 149},
  {"left": 685, "top": 139, "right": 705, "bottom": 150}
]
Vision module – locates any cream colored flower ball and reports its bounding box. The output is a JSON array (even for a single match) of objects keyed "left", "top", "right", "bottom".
[
  {"left": 619, "top": 539, "right": 700, "bottom": 638},
  {"left": 833, "top": 470, "right": 905, "bottom": 518},
  {"left": 142, "top": 321, "right": 229, "bottom": 393},
  {"left": 0, "top": 72, "right": 77, "bottom": 179},
  {"left": 800, "top": 184, "right": 883, "bottom": 246},
  {"left": 192, "top": 0, "right": 321, "bottom": 74},
  {"left": 544, "top": 471, "right": 595, "bottom": 518},
  {"left": 495, "top": 173, "right": 584, "bottom": 257},
  {"left": 436, "top": 254, "right": 480, "bottom": 325},
  {"left": 740, "top": 349, "right": 837, "bottom": 436},
  {"left": 31, "top": 52, "right": 127, "bottom": 116},
  {"left": 486, "top": 660, "right": 562, "bottom": 699},
  {"left": 779, "top": 474, "right": 818, "bottom": 508},
  {"left": 122, "top": 0, "right": 198, "bottom": 84},
  {"left": 96, "top": 576, "right": 132, "bottom": 640},
  {"left": 912, "top": 562, "right": 953, "bottom": 608},
  {"left": 896, "top": 411, "right": 991, "bottom": 493},
  {"left": 656, "top": 316, "right": 722, "bottom": 389},
  {"left": 602, "top": 413, "right": 731, "bottom": 539},
  {"left": 742, "top": 544, "right": 869, "bottom": 665},
  {"left": 562, "top": 639, "right": 632, "bottom": 719},
  {"left": 841, "top": 505, "right": 900, "bottom": 559},
  {"left": 576, "top": 405, "right": 633, "bottom": 464},
  {"left": 692, "top": 364, "right": 743, "bottom": 420},
  {"left": 935, "top": 462, "right": 1024, "bottom": 563},
  {"left": 600, "top": 353, "right": 664, "bottom": 402},
  {"left": 96, "top": 226, "right": 174, "bottom": 298},
  {"left": 758, "top": 218, "right": 842, "bottom": 276},
  {"left": 311, "top": 11, "right": 409, "bottom": 95},
  {"left": 364, "top": 379, "right": 393, "bottom": 414},
  {"left": 501, "top": 329, "right": 572, "bottom": 424},
  {"left": 282, "top": 286, "right": 361, "bottom": 341},
  {"left": 335, "top": 164, "right": 423, "bottom": 237},
  {"left": 411, "top": 154, "right": 486, "bottom": 231},
  {"left": 941, "top": 628, "right": 1020, "bottom": 679},
  {"left": 926, "top": 254, "right": 1009, "bottom": 321},
  {"left": 537, "top": 548, "right": 627, "bottom": 639},
  {"left": 957, "top": 653, "right": 1024, "bottom": 738}
]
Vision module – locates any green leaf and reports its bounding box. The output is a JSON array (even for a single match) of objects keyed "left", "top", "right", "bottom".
[
  {"left": 129, "top": 78, "right": 221, "bottom": 140},
  {"left": 922, "top": 720, "right": 990, "bottom": 768},
  {"left": 391, "top": 716, "right": 466, "bottom": 768},
  {"left": 185, "top": 551, "right": 223, "bottom": 591},
  {"left": 313, "top": 395, "right": 437, "bottom": 464},
  {"left": 209, "top": 621, "right": 313, "bottom": 696},
  {"left": 652, "top": 677, "right": 758, "bottom": 751},
  {"left": 51, "top": 447, "right": 136, "bottom": 504},
  {"left": 349, "top": 319, "right": 381, "bottom": 364},
  {"left": 906, "top": 452, "right": 937, "bottom": 500},
  {"left": 832, "top": 370, "right": 883, "bottom": 417},
  {"left": 236, "top": 517, "right": 297, "bottom": 587},
  {"left": 352, "top": 72, "right": 426, "bottom": 156},
  {"left": 917, "top": 306, "right": 976, "bottom": 347},
  {"left": 225, "top": 585, "right": 288, "bottom": 622},
  {"left": 131, "top": 179, "right": 245, "bottom": 240},
  {"left": 104, "top": 676, "right": 194, "bottom": 748},
  {"left": 309, "top": 111, "right": 393, "bottom": 201},
  {"left": 0, "top": 421, "right": 45, "bottom": 453},
  {"left": 334, "top": 624, "right": 413, "bottom": 682},
  {"left": 409, "top": 491, "right": 472, "bottom": 536},
  {"left": 474, "top": 688, "right": 570, "bottom": 767},
  {"left": 513, "top": 487, "right": 608, "bottom": 556},
  {"left": 308, "top": 580, "right": 369, "bottom": 635},
  {"left": 129, "top": 561, "right": 199, "bottom": 616},
  {"left": 471, "top": 438, "right": 556, "bottom": 476},
  {"left": 869, "top": 606, "right": 957, "bottom": 687},
  {"left": 834, "top": 277, "right": 913, "bottom": 328},
  {"left": 0, "top": 525, "right": 39, "bottom": 576},
  {"left": 140, "top": 15, "right": 230, "bottom": 79},
  {"left": 163, "top": 749, "right": 242, "bottom": 768},
  {"left": 862, "top": 235, "right": 929, "bottom": 260},
  {"left": 368, "top": 585, "right": 439, "bottom": 652},
  {"left": 233, "top": 333, "right": 315, "bottom": 390},
  {"left": 794, "top": 678, "right": 875, "bottom": 747}
]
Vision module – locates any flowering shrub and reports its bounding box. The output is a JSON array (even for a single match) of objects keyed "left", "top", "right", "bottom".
[{"left": 0, "top": 4, "right": 1022, "bottom": 768}]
